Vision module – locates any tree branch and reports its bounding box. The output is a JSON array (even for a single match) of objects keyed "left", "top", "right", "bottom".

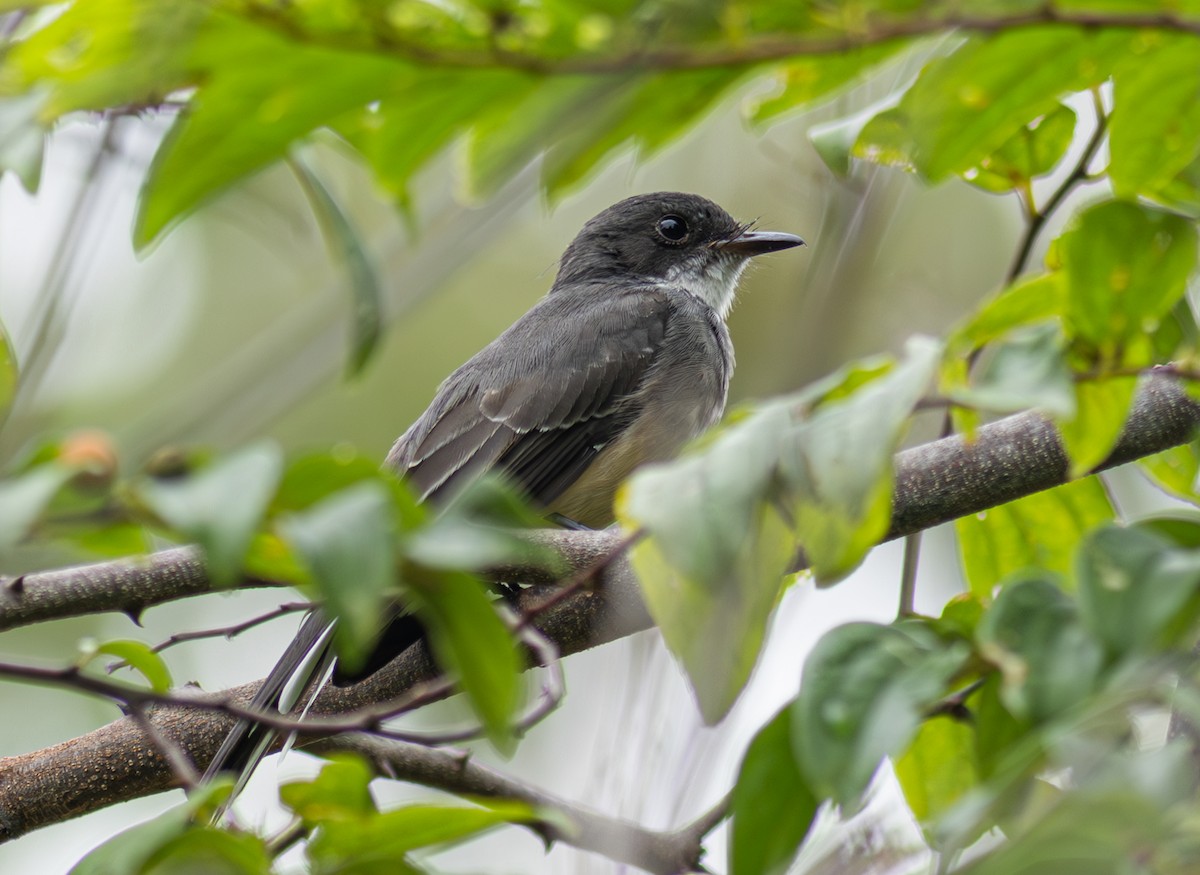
[
  {"left": 231, "top": 6, "right": 1200, "bottom": 75},
  {"left": 1, "top": 373, "right": 1197, "bottom": 848}
]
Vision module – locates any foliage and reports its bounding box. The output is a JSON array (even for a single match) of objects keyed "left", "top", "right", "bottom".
[{"left": 6, "top": 1, "right": 1200, "bottom": 874}]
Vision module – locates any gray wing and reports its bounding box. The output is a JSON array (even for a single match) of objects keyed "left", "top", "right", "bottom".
[{"left": 385, "top": 285, "right": 672, "bottom": 509}]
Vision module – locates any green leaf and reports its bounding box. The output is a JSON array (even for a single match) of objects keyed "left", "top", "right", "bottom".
[
  {"left": 0, "top": 92, "right": 47, "bottom": 193},
  {"left": 286, "top": 759, "right": 538, "bottom": 869},
  {"left": 310, "top": 801, "right": 536, "bottom": 867},
  {"left": 70, "top": 782, "right": 231, "bottom": 875},
  {"left": 290, "top": 154, "right": 383, "bottom": 376},
  {"left": 2, "top": 0, "right": 206, "bottom": 118},
  {"left": 543, "top": 67, "right": 745, "bottom": 195},
  {"left": 0, "top": 463, "right": 75, "bottom": 554},
  {"left": 955, "top": 476, "right": 1114, "bottom": 600},
  {"left": 135, "top": 20, "right": 402, "bottom": 247},
  {"left": 976, "top": 577, "right": 1103, "bottom": 723},
  {"left": 750, "top": 45, "right": 905, "bottom": 126},
  {"left": 895, "top": 716, "right": 980, "bottom": 827},
  {"left": 284, "top": 481, "right": 397, "bottom": 674},
  {"left": 143, "top": 830, "right": 271, "bottom": 875},
  {"left": 406, "top": 569, "right": 522, "bottom": 752},
  {"left": 945, "top": 272, "right": 1067, "bottom": 359},
  {"left": 1109, "top": 33, "right": 1200, "bottom": 203},
  {"left": 619, "top": 402, "right": 796, "bottom": 723},
  {"left": 466, "top": 74, "right": 627, "bottom": 200},
  {"left": 963, "top": 103, "right": 1077, "bottom": 193},
  {"left": 91, "top": 639, "right": 173, "bottom": 692},
  {"left": 729, "top": 707, "right": 818, "bottom": 875},
  {"left": 1077, "top": 525, "right": 1200, "bottom": 659},
  {"left": 345, "top": 70, "right": 532, "bottom": 204},
  {"left": 273, "top": 451, "right": 407, "bottom": 514},
  {"left": 281, "top": 755, "right": 377, "bottom": 825},
  {"left": 1138, "top": 511, "right": 1200, "bottom": 549},
  {"left": 949, "top": 322, "right": 1074, "bottom": 417},
  {"left": 1057, "top": 376, "right": 1138, "bottom": 478},
  {"left": 139, "top": 442, "right": 283, "bottom": 586},
  {"left": 1138, "top": 444, "right": 1200, "bottom": 505},
  {"left": 852, "top": 106, "right": 917, "bottom": 172},
  {"left": 781, "top": 336, "right": 942, "bottom": 581},
  {"left": 1060, "top": 200, "right": 1199, "bottom": 355},
  {"left": 792, "top": 622, "right": 969, "bottom": 804},
  {"left": 807, "top": 94, "right": 902, "bottom": 177},
  {"left": 0, "top": 317, "right": 14, "bottom": 427},
  {"left": 956, "top": 792, "right": 1171, "bottom": 875},
  {"left": 896, "top": 28, "right": 1130, "bottom": 180}
]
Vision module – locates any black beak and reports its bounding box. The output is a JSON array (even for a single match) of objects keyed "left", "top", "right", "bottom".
[{"left": 716, "top": 229, "right": 806, "bottom": 256}]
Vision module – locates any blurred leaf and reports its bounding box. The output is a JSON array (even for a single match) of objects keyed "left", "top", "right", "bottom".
[
  {"left": 1138, "top": 511, "right": 1200, "bottom": 549},
  {"left": 945, "top": 272, "right": 1067, "bottom": 358},
  {"left": 895, "top": 716, "right": 980, "bottom": 828},
  {"left": 1077, "top": 525, "right": 1200, "bottom": 659},
  {"left": 1060, "top": 200, "right": 1198, "bottom": 355},
  {"left": 281, "top": 755, "right": 376, "bottom": 825},
  {"left": 1057, "top": 376, "right": 1138, "bottom": 478},
  {"left": 792, "top": 622, "right": 969, "bottom": 804},
  {"left": 90, "top": 639, "right": 172, "bottom": 692},
  {"left": 972, "top": 672, "right": 1031, "bottom": 782},
  {"left": 729, "top": 706, "right": 818, "bottom": 875},
  {"left": 807, "top": 94, "right": 902, "bottom": 177},
  {"left": 273, "top": 451, "right": 404, "bottom": 514},
  {"left": 242, "top": 532, "right": 310, "bottom": 588},
  {"left": 619, "top": 402, "right": 795, "bottom": 723},
  {"left": 781, "top": 336, "right": 941, "bottom": 581},
  {"left": 852, "top": 106, "right": 917, "bottom": 171},
  {"left": 750, "top": 45, "right": 904, "bottom": 126},
  {"left": 70, "top": 782, "right": 231, "bottom": 875},
  {"left": 135, "top": 19, "right": 401, "bottom": 248},
  {"left": 290, "top": 154, "right": 383, "bottom": 376},
  {"left": 345, "top": 70, "right": 532, "bottom": 204},
  {"left": 2, "top": 0, "right": 205, "bottom": 117},
  {"left": 143, "top": 830, "right": 271, "bottom": 875},
  {"left": 949, "top": 322, "right": 1074, "bottom": 417},
  {"left": 964, "top": 103, "right": 1076, "bottom": 193},
  {"left": 139, "top": 442, "right": 283, "bottom": 586},
  {"left": 957, "top": 792, "right": 1172, "bottom": 875},
  {"left": 0, "top": 462, "right": 74, "bottom": 553},
  {"left": 466, "top": 74, "right": 625, "bottom": 200},
  {"left": 955, "top": 476, "right": 1114, "bottom": 600},
  {"left": 1109, "top": 33, "right": 1200, "bottom": 203},
  {"left": 0, "top": 91, "right": 46, "bottom": 192},
  {"left": 286, "top": 759, "right": 537, "bottom": 869},
  {"left": 407, "top": 569, "right": 521, "bottom": 751},
  {"left": 311, "top": 801, "right": 536, "bottom": 866},
  {"left": 976, "top": 577, "right": 1103, "bottom": 723},
  {"left": 896, "top": 28, "right": 1130, "bottom": 180},
  {"left": 284, "top": 481, "right": 396, "bottom": 674},
  {"left": 544, "top": 67, "right": 745, "bottom": 195}
]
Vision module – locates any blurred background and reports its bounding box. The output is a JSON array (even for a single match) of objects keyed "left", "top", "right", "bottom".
[{"left": 0, "top": 60, "right": 1113, "bottom": 873}]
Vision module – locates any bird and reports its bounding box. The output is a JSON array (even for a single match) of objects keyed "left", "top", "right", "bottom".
[{"left": 202, "top": 191, "right": 805, "bottom": 788}]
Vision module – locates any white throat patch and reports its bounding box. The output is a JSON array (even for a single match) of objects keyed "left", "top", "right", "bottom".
[{"left": 662, "top": 253, "right": 748, "bottom": 318}]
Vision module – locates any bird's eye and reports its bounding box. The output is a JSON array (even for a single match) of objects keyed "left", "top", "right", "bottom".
[{"left": 656, "top": 215, "right": 689, "bottom": 244}]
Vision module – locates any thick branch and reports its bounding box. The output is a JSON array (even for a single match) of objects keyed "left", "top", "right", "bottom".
[{"left": 0, "top": 374, "right": 1197, "bottom": 846}]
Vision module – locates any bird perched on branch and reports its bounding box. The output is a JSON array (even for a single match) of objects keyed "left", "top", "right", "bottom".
[{"left": 204, "top": 191, "right": 805, "bottom": 790}]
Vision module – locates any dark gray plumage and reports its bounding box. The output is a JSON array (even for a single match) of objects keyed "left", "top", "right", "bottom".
[
  {"left": 203, "top": 192, "right": 803, "bottom": 790},
  {"left": 386, "top": 191, "right": 803, "bottom": 527}
]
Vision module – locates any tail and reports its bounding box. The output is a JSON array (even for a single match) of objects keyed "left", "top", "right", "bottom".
[{"left": 202, "top": 610, "right": 337, "bottom": 796}]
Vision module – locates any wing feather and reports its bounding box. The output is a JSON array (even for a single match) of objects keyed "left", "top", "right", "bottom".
[{"left": 386, "top": 285, "right": 673, "bottom": 510}]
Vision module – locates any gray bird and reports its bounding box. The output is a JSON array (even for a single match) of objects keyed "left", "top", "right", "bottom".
[{"left": 204, "top": 191, "right": 804, "bottom": 785}]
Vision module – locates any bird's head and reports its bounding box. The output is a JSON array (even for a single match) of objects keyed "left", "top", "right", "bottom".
[{"left": 553, "top": 192, "right": 804, "bottom": 317}]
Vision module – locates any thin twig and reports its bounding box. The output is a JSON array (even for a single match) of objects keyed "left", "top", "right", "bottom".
[
  {"left": 1006, "top": 88, "right": 1109, "bottom": 283},
  {"left": 108, "top": 601, "right": 313, "bottom": 671},
  {"left": 897, "top": 534, "right": 922, "bottom": 619}
]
